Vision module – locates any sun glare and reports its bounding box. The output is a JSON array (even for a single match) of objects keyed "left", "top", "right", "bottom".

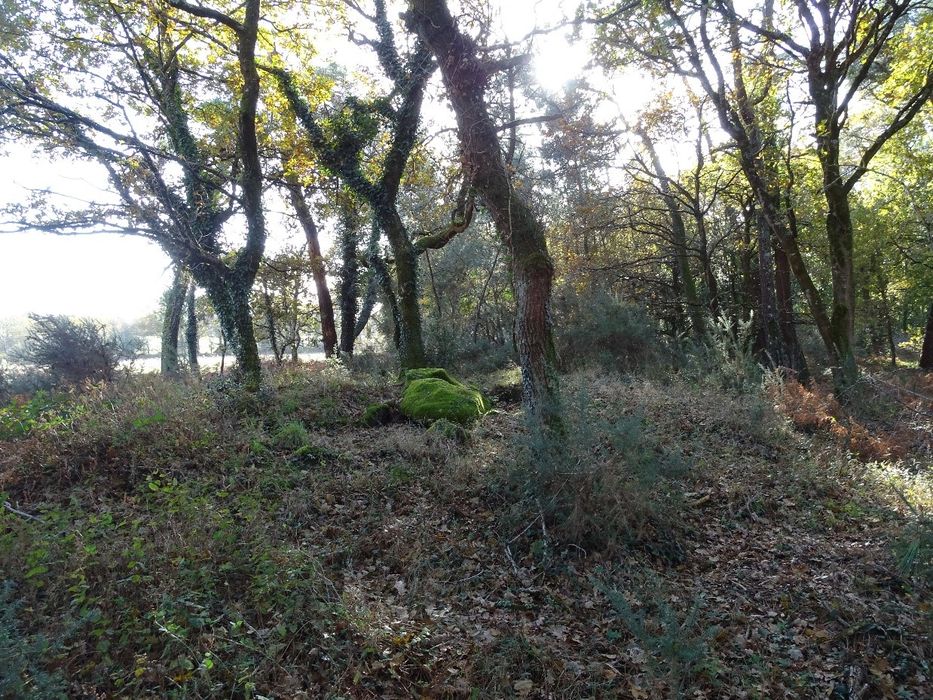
[{"left": 532, "top": 36, "right": 591, "bottom": 93}]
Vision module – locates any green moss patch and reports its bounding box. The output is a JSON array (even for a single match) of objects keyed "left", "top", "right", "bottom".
[{"left": 400, "top": 376, "right": 489, "bottom": 425}]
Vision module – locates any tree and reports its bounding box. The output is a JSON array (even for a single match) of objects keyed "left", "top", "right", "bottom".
[
  {"left": 160, "top": 266, "right": 189, "bottom": 376},
  {"left": 0, "top": 0, "right": 268, "bottom": 387},
  {"left": 185, "top": 282, "right": 200, "bottom": 377},
  {"left": 272, "top": 0, "right": 435, "bottom": 368},
  {"left": 720, "top": 0, "right": 933, "bottom": 386},
  {"left": 921, "top": 303, "right": 933, "bottom": 369},
  {"left": 252, "top": 249, "right": 319, "bottom": 363},
  {"left": 406, "top": 0, "right": 562, "bottom": 430},
  {"left": 285, "top": 179, "right": 338, "bottom": 358}
]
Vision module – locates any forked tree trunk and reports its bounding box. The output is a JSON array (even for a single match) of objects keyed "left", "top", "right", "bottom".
[{"left": 407, "top": 0, "right": 561, "bottom": 430}]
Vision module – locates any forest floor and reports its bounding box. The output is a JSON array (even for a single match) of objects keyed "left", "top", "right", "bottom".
[{"left": 1, "top": 362, "right": 930, "bottom": 698}]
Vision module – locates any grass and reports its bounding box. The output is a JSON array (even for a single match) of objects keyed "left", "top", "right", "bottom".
[{"left": 0, "top": 361, "right": 930, "bottom": 698}]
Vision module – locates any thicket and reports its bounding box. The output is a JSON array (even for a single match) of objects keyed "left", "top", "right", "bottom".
[{"left": 16, "top": 314, "right": 141, "bottom": 387}]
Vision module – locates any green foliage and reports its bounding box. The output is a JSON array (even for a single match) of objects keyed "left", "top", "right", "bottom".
[
  {"left": 595, "top": 573, "right": 720, "bottom": 699},
  {"left": 272, "top": 420, "right": 310, "bottom": 451},
  {"left": 0, "top": 581, "right": 68, "bottom": 698},
  {"left": 895, "top": 516, "right": 933, "bottom": 584},
  {"left": 555, "top": 290, "right": 660, "bottom": 373},
  {"left": 0, "top": 391, "right": 75, "bottom": 440},
  {"left": 18, "top": 314, "right": 142, "bottom": 387}
]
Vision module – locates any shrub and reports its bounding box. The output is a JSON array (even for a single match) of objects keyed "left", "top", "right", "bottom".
[
  {"left": 554, "top": 290, "right": 660, "bottom": 373},
  {"left": 18, "top": 314, "right": 142, "bottom": 387},
  {"left": 0, "top": 363, "right": 53, "bottom": 403},
  {"left": 595, "top": 573, "right": 720, "bottom": 699},
  {"left": 688, "top": 313, "right": 761, "bottom": 393},
  {"left": 505, "top": 378, "right": 687, "bottom": 558}
]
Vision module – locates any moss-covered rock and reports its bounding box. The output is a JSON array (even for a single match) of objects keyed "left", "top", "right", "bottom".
[
  {"left": 400, "top": 376, "right": 489, "bottom": 424},
  {"left": 361, "top": 402, "right": 394, "bottom": 427},
  {"left": 427, "top": 418, "right": 469, "bottom": 443},
  {"left": 401, "top": 367, "right": 491, "bottom": 412},
  {"left": 402, "top": 367, "right": 459, "bottom": 387}
]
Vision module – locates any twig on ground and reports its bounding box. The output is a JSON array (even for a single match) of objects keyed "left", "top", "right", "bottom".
[{"left": 3, "top": 501, "right": 43, "bottom": 522}]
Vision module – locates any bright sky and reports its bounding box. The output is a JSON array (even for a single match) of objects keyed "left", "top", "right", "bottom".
[
  {"left": 0, "top": 0, "right": 657, "bottom": 323},
  {"left": 0, "top": 145, "right": 174, "bottom": 321}
]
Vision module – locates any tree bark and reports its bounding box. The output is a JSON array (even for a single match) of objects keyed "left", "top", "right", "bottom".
[
  {"left": 920, "top": 303, "right": 933, "bottom": 370},
  {"left": 261, "top": 280, "right": 282, "bottom": 364},
  {"left": 168, "top": 0, "right": 266, "bottom": 388},
  {"left": 337, "top": 201, "right": 360, "bottom": 357},
  {"left": 160, "top": 266, "right": 187, "bottom": 376},
  {"left": 286, "top": 181, "right": 338, "bottom": 358},
  {"left": 774, "top": 241, "right": 808, "bottom": 381},
  {"left": 406, "top": 0, "right": 561, "bottom": 430},
  {"left": 377, "top": 205, "right": 425, "bottom": 368},
  {"left": 185, "top": 280, "right": 200, "bottom": 377}
]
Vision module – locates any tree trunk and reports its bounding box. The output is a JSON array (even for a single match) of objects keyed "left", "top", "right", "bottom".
[
  {"left": 286, "top": 181, "right": 338, "bottom": 358},
  {"left": 407, "top": 0, "right": 561, "bottom": 430},
  {"left": 160, "top": 266, "right": 187, "bottom": 376},
  {"left": 337, "top": 205, "right": 360, "bottom": 357},
  {"left": 261, "top": 280, "right": 281, "bottom": 364},
  {"left": 754, "top": 203, "right": 783, "bottom": 365},
  {"left": 203, "top": 274, "right": 262, "bottom": 385},
  {"left": 818, "top": 122, "right": 858, "bottom": 388},
  {"left": 378, "top": 206, "right": 425, "bottom": 368},
  {"left": 229, "top": 0, "right": 266, "bottom": 390},
  {"left": 920, "top": 303, "right": 933, "bottom": 370},
  {"left": 774, "top": 241, "right": 808, "bottom": 381},
  {"left": 185, "top": 280, "right": 200, "bottom": 377},
  {"left": 354, "top": 271, "right": 379, "bottom": 340},
  {"left": 879, "top": 283, "right": 897, "bottom": 368}
]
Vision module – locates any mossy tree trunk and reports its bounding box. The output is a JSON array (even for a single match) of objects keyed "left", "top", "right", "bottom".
[
  {"left": 185, "top": 281, "right": 199, "bottom": 377},
  {"left": 161, "top": 266, "right": 187, "bottom": 376},
  {"left": 273, "top": 0, "right": 434, "bottom": 370},
  {"left": 406, "top": 0, "right": 561, "bottom": 431},
  {"left": 378, "top": 205, "right": 424, "bottom": 368},
  {"left": 337, "top": 198, "right": 361, "bottom": 357},
  {"left": 161, "top": 1, "right": 267, "bottom": 388}
]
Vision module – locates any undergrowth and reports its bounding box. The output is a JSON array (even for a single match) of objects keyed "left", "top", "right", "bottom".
[
  {"left": 0, "top": 361, "right": 928, "bottom": 697},
  {"left": 504, "top": 375, "right": 690, "bottom": 560}
]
